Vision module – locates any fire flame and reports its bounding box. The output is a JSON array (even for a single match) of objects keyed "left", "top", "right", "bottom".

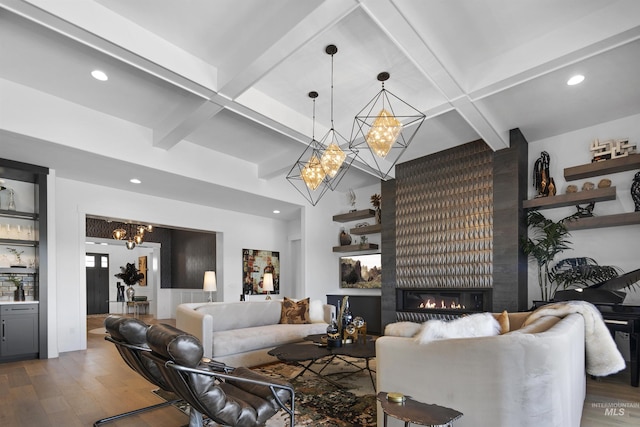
[{"left": 418, "top": 299, "right": 465, "bottom": 310}]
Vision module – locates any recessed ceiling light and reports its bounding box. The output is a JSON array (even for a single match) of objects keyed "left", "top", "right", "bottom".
[
  {"left": 91, "top": 70, "right": 109, "bottom": 81},
  {"left": 273, "top": 210, "right": 280, "bottom": 214},
  {"left": 567, "top": 74, "right": 585, "bottom": 86},
  {"left": 130, "top": 178, "right": 142, "bottom": 184}
]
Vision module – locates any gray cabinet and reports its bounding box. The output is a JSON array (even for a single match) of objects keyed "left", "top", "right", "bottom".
[{"left": 0, "top": 304, "right": 38, "bottom": 358}]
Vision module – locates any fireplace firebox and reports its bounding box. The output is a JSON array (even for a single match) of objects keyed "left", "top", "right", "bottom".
[{"left": 396, "top": 288, "right": 492, "bottom": 321}]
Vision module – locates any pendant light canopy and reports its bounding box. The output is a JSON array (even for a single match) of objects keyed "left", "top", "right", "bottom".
[{"left": 350, "top": 72, "right": 426, "bottom": 180}]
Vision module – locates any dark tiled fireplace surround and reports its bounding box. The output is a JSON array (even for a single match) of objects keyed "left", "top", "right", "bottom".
[{"left": 380, "top": 130, "right": 528, "bottom": 328}]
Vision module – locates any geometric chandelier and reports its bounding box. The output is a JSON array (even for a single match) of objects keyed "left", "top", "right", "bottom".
[
  {"left": 350, "top": 71, "right": 426, "bottom": 180},
  {"left": 286, "top": 91, "right": 333, "bottom": 206}
]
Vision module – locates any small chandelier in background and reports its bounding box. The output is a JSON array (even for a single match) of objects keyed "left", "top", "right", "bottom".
[
  {"left": 112, "top": 222, "right": 153, "bottom": 250},
  {"left": 350, "top": 71, "right": 426, "bottom": 180},
  {"left": 286, "top": 91, "right": 332, "bottom": 206}
]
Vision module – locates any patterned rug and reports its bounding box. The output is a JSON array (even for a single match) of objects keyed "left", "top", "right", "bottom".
[{"left": 155, "top": 356, "right": 377, "bottom": 426}]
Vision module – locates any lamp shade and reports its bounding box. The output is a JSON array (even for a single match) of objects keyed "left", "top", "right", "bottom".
[
  {"left": 262, "top": 273, "right": 274, "bottom": 292},
  {"left": 203, "top": 271, "right": 217, "bottom": 292}
]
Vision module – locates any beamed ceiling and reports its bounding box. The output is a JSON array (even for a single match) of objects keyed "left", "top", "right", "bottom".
[{"left": 1, "top": 0, "right": 639, "bottom": 219}]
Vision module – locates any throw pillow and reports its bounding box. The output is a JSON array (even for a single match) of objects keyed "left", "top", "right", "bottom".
[
  {"left": 308, "top": 299, "right": 324, "bottom": 323},
  {"left": 494, "top": 310, "right": 510, "bottom": 334},
  {"left": 279, "top": 297, "right": 310, "bottom": 324},
  {"left": 384, "top": 321, "right": 423, "bottom": 337},
  {"left": 414, "top": 312, "right": 501, "bottom": 344}
]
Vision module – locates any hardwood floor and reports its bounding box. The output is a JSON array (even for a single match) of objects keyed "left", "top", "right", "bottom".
[{"left": 0, "top": 314, "right": 638, "bottom": 426}]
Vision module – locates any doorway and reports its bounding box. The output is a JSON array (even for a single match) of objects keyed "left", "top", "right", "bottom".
[{"left": 86, "top": 253, "right": 109, "bottom": 315}]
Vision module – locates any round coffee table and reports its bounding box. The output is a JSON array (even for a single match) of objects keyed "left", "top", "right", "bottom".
[{"left": 269, "top": 335, "right": 377, "bottom": 389}]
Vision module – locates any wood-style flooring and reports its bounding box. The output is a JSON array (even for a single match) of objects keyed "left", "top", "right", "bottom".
[{"left": 0, "top": 315, "right": 638, "bottom": 426}]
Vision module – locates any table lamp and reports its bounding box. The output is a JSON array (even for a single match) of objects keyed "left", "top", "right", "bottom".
[
  {"left": 203, "top": 271, "right": 217, "bottom": 302},
  {"left": 263, "top": 273, "right": 274, "bottom": 300}
]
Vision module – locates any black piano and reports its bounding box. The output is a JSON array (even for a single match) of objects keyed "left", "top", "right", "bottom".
[{"left": 552, "top": 267, "right": 640, "bottom": 387}]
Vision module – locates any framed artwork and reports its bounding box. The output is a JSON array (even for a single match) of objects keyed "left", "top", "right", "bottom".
[
  {"left": 242, "top": 249, "right": 280, "bottom": 295},
  {"left": 340, "top": 253, "right": 382, "bottom": 289},
  {"left": 138, "top": 256, "right": 147, "bottom": 286}
]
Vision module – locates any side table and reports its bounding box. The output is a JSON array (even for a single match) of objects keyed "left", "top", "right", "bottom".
[{"left": 377, "top": 392, "right": 463, "bottom": 427}]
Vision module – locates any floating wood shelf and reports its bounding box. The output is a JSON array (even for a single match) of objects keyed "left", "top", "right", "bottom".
[
  {"left": 350, "top": 224, "right": 382, "bottom": 235},
  {"left": 0, "top": 238, "right": 38, "bottom": 247},
  {"left": 522, "top": 187, "right": 616, "bottom": 210},
  {"left": 0, "top": 209, "right": 37, "bottom": 220},
  {"left": 564, "top": 154, "right": 640, "bottom": 181},
  {"left": 333, "top": 209, "right": 375, "bottom": 222},
  {"left": 332, "top": 243, "right": 379, "bottom": 253},
  {"left": 564, "top": 211, "right": 640, "bottom": 231},
  {"left": 0, "top": 267, "right": 36, "bottom": 274}
]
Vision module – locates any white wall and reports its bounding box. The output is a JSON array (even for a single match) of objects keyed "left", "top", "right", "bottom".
[
  {"left": 526, "top": 112, "right": 640, "bottom": 306},
  {"left": 53, "top": 177, "right": 302, "bottom": 355}
]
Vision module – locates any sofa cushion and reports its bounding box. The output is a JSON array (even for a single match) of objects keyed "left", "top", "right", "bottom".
[
  {"left": 494, "top": 310, "right": 510, "bottom": 334},
  {"left": 309, "top": 299, "right": 324, "bottom": 323},
  {"left": 279, "top": 297, "right": 310, "bottom": 324},
  {"left": 211, "top": 323, "right": 328, "bottom": 358},
  {"left": 415, "top": 312, "right": 500, "bottom": 344},
  {"left": 384, "top": 321, "right": 423, "bottom": 337}
]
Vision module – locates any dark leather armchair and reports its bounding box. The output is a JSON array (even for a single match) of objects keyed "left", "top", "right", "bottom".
[
  {"left": 95, "top": 316, "right": 203, "bottom": 426},
  {"left": 143, "top": 323, "right": 295, "bottom": 427}
]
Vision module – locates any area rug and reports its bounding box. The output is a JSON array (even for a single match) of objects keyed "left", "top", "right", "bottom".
[{"left": 154, "top": 356, "right": 377, "bottom": 426}]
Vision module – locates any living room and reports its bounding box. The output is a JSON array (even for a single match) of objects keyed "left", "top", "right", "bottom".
[{"left": 1, "top": 1, "right": 640, "bottom": 426}]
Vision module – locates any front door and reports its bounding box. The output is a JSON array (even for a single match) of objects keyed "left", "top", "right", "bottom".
[{"left": 86, "top": 253, "right": 109, "bottom": 315}]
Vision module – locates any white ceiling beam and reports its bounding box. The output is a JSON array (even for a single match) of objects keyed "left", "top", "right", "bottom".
[
  {"left": 153, "top": 100, "right": 224, "bottom": 150},
  {"left": 360, "top": 0, "right": 508, "bottom": 150}
]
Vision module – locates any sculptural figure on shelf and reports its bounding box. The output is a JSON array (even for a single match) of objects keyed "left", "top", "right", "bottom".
[
  {"left": 533, "top": 151, "right": 552, "bottom": 198},
  {"left": 574, "top": 202, "right": 595, "bottom": 218},
  {"left": 632, "top": 171, "right": 640, "bottom": 212}
]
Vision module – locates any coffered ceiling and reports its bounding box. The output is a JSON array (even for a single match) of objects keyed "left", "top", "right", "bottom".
[{"left": 1, "top": 0, "right": 639, "bottom": 219}]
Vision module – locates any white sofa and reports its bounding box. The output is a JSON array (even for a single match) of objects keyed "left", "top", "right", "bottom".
[
  {"left": 376, "top": 312, "right": 586, "bottom": 427},
  {"left": 176, "top": 299, "right": 335, "bottom": 367}
]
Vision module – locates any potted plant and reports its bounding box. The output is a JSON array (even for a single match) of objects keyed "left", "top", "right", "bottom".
[
  {"left": 114, "top": 263, "right": 145, "bottom": 301},
  {"left": 8, "top": 275, "right": 25, "bottom": 301},
  {"left": 7, "top": 248, "right": 25, "bottom": 267},
  {"left": 521, "top": 210, "right": 572, "bottom": 301}
]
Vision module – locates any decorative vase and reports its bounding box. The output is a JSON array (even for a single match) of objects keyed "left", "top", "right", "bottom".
[
  {"left": 326, "top": 320, "right": 341, "bottom": 348},
  {"left": 14, "top": 286, "right": 25, "bottom": 301},
  {"left": 126, "top": 285, "right": 135, "bottom": 301},
  {"left": 7, "top": 189, "right": 16, "bottom": 211},
  {"left": 632, "top": 172, "right": 640, "bottom": 212},
  {"left": 375, "top": 207, "right": 382, "bottom": 224},
  {"left": 116, "top": 282, "right": 125, "bottom": 302},
  {"left": 339, "top": 228, "right": 352, "bottom": 246}
]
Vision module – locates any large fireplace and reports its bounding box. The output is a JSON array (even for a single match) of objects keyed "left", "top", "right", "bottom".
[{"left": 396, "top": 288, "right": 493, "bottom": 321}]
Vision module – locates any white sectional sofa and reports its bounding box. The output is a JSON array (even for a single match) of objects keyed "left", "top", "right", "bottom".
[
  {"left": 376, "top": 312, "right": 587, "bottom": 427},
  {"left": 176, "top": 299, "right": 335, "bottom": 367}
]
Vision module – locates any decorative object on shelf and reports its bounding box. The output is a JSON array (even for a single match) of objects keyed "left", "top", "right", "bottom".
[
  {"left": 348, "top": 189, "right": 357, "bottom": 212},
  {"left": 598, "top": 178, "right": 612, "bottom": 188},
  {"left": 339, "top": 228, "right": 352, "bottom": 246},
  {"left": 632, "top": 172, "right": 640, "bottom": 212},
  {"left": 582, "top": 181, "right": 595, "bottom": 191},
  {"left": 574, "top": 202, "right": 595, "bottom": 218},
  {"left": 6, "top": 188, "right": 16, "bottom": 211},
  {"left": 114, "top": 262, "right": 144, "bottom": 301},
  {"left": 591, "top": 138, "right": 637, "bottom": 162},
  {"left": 566, "top": 184, "right": 578, "bottom": 193},
  {"left": 533, "top": 151, "right": 552, "bottom": 197},
  {"left": 350, "top": 72, "right": 426, "bottom": 180},
  {"left": 116, "top": 282, "right": 124, "bottom": 302},
  {"left": 203, "top": 271, "right": 217, "bottom": 302},
  {"left": 8, "top": 276, "right": 25, "bottom": 301},
  {"left": 359, "top": 235, "right": 368, "bottom": 248},
  {"left": 371, "top": 193, "right": 382, "bottom": 224},
  {"left": 7, "top": 248, "right": 25, "bottom": 267}
]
